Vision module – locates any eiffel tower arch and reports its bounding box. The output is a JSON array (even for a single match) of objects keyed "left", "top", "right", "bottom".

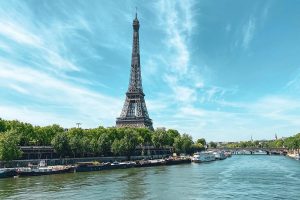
[{"left": 116, "top": 13, "right": 154, "bottom": 130}]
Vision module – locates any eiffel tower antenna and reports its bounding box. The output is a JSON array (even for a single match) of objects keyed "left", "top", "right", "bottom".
[
  {"left": 135, "top": 7, "right": 137, "bottom": 18},
  {"left": 116, "top": 12, "right": 153, "bottom": 130}
]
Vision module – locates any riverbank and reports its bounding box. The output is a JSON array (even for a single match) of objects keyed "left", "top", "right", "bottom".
[
  {"left": 287, "top": 152, "right": 300, "bottom": 160},
  {"left": 0, "top": 156, "right": 191, "bottom": 179}
]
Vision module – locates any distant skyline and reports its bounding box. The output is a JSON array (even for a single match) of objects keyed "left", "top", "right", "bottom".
[{"left": 0, "top": 0, "right": 300, "bottom": 141}]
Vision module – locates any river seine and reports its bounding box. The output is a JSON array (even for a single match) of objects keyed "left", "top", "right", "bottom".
[{"left": 0, "top": 155, "right": 300, "bottom": 200}]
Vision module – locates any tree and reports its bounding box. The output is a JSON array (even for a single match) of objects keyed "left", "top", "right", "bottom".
[
  {"left": 51, "top": 132, "right": 70, "bottom": 158},
  {"left": 192, "top": 143, "right": 204, "bottom": 152},
  {"left": 122, "top": 129, "right": 140, "bottom": 159},
  {"left": 209, "top": 141, "right": 217, "bottom": 148},
  {"left": 167, "top": 129, "right": 180, "bottom": 146},
  {"left": 196, "top": 138, "right": 206, "bottom": 146},
  {"left": 173, "top": 134, "right": 194, "bottom": 154},
  {"left": 180, "top": 134, "right": 194, "bottom": 154},
  {"left": 111, "top": 129, "right": 140, "bottom": 160},
  {"left": 4, "top": 120, "right": 35, "bottom": 145},
  {"left": 0, "top": 130, "right": 22, "bottom": 161},
  {"left": 173, "top": 136, "right": 183, "bottom": 154},
  {"left": 152, "top": 129, "right": 169, "bottom": 148},
  {"left": 97, "top": 131, "right": 114, "bottom": 156},
  {"left": 0, "top": 118, "right": 6, "bottom": 133},
  {"left": 136, "top": 128, "right": 152, "bottom": 145},
  {"left": 35, "top": 124, "right": 64, "bottom": 146},
  {"left": 111, "top": 139, "right": 124, "bottom": 156}
]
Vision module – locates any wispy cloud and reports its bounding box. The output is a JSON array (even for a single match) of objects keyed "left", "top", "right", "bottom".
[
  {"left": 242, "top": 17, "right": 256, "bottom": 49},
  {"left": 0, "top": 59, "right": 122, "bottom": 128},
  {"left": 8, "top": 84, "right": 29, "bottom": 95},
  {"left": 0, "top": 20, "right": 43, "bottom": 47}
]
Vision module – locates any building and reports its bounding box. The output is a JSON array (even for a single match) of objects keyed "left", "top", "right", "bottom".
[{"left": 116, "top": 13, "right": 153, "bottom": 130}]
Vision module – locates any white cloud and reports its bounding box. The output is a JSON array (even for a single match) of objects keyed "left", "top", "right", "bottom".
[
  {"left": 8, "top": 84, "right": 29, "bottom": 95},
  {"left": 0, "top": 20, "right": 43, "bottom": 47},
  {"left": 242, "top": 17, "right": 256, "bottom": 49},
  {"left": 0, "top": 60, "right": 122, "bottom": 127}
]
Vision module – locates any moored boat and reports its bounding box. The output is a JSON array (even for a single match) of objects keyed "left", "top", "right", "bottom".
[
  {"left": 0, "top": 168, "right": 17, "bottom": 179},
  {"left": 165, "top": 157, "right": 191, "bottom": 165},
  {"left": 236, "top": 150, "right": 252, "bottom": 155},
  {"left": 75, "top": 162, "right": 111, "bottom": 172},
  {"left": 213, "top": 151, "right": 226, "bottom": 160},
  {"left": 224, "top": 151, "right": 232, "bottom": 157},
  {"left": 110, "top": 161, "right": 136, "bottom": 169},
  {"left": 17, "top": 165, "right": 73, "bottom": 176},
  {"left": 252, "top": 150, "right": 268, "bottom": 155},
  {"left": 17, "top": 160, "right": 73, "bottom": 176},
  {"left": 135, "top": 159, "right": 166, "bottom": 167},
  {"left": 192, "top": 152, "right": 215, "bottom": 163}
]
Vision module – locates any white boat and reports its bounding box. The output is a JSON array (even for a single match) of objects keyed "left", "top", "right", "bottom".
[
  {"left": 236, "top": 150, "right": 252, "bottom": 155},
  {"left": 192, "top": 152, "right": 215, "bottom": 163},
  {"left": 213, "top": 151, "right": 226, "bottom": 160},
  {"left": 294, "top": 154, "right": 300, "bottom": 160},
  {"left": 224, "top": 151, "right": 232, "bottom": 157},
  {"left": 252, "top": 150, "right": 268, "bottom": 155}
]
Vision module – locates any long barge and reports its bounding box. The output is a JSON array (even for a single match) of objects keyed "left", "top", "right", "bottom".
[{"left": 0, "top": 157, "right": 191, "bottom": 179}]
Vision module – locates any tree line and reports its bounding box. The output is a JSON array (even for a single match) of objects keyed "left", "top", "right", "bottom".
[
  {"left": 222, "top": 133, "right": 300, "bottom": 150},
  {"left": 0, "top": 118, "right": 207, "bottom": 161}
]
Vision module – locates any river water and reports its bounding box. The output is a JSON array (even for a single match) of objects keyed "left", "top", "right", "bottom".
[{"left": 0, "top": 156, "right": 300, "bottom": 200}]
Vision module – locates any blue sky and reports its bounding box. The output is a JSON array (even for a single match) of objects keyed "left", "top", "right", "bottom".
[{"left": 0, "top": 0, "right": 300, "bottom": 141}]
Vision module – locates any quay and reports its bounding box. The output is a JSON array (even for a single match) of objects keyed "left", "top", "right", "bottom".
[{"left": 0, "top": 157, "right": 192, "bottom": 179}]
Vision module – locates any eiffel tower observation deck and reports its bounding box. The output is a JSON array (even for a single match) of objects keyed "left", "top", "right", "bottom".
[{"left": 116, "top": 12, "right": 153, "bottom": 130}]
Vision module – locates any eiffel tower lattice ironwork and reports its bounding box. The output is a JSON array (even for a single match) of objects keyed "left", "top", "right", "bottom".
[{"left": 116, "top": 12, "right": 153, "bottom": 130}]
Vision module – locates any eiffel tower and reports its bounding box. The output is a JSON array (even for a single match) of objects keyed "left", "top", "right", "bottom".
[{"left": 116, "top": 12, "right": 153, "bottom": 130}]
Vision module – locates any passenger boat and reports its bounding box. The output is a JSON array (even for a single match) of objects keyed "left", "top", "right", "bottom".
[
  {"left": 0, "top": 168, "right": 17, "bottom": 179},
  {"left": 191, "top": 152, "right": 215, "bottom": 163},
  {"left": 213, "top": 151, "right": 226, "bottom": 160}
]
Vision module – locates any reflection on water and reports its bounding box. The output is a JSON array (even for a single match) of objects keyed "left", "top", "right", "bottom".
[{"left": 1, "top": 156, "right": 300, "bottom": 200}]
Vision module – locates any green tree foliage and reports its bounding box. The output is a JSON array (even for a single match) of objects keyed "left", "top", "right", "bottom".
[
  {"left": 166, "top": 129, "right": 180, "bottom": 146},
  {"left": 111, "top": 129, "right": 140, "bottom": 159},
  {"left": 111, "top": 139, "right": 124, "bottom": 156},
  {"left": 4, "top": 120, "right": 35, "bottom": 145},
  {"left": 51, "top": 132, "right": 70, "bottom": 158},
  {"left": 0, "top": 118, "right": 201, "bottom": 159},
  {"left": 68, "top": 128, "right": 85, "bottom": 157},
  {"left": 0, "top": 118, "right": 6, "bottom": 133},
  {"left": 173, "top": 134, "right": 194, "bottom": 154},
  {"left": 209, "top": 141, "right": 217, "bottom": 148},
  {"left": 35, "top": 124, "right": 64, "bottom": 146},
  {"left": 173, "top": 136, "right": 183, "bottom": 153},
  {"left": 192, "top": 143, "right": 204, "bottom": 152},
  {"left": 222, "top": 134, "right": 300, "bottom": 150},
  {"left": 0, "top": 130, "right": 22, "bottom": 161},
  {"left": 152, "top": 129, "right": 169, "bottom": 148},
  {"left": 97, "top": 131, "right": 114, "bottom": 156},
  {"left": 196, "top": 138, "right": 206, "bottom": 146}
]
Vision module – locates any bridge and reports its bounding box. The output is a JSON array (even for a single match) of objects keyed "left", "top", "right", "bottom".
[{"left": 207, "top": 147, "right": 288, "bottom": 155}]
